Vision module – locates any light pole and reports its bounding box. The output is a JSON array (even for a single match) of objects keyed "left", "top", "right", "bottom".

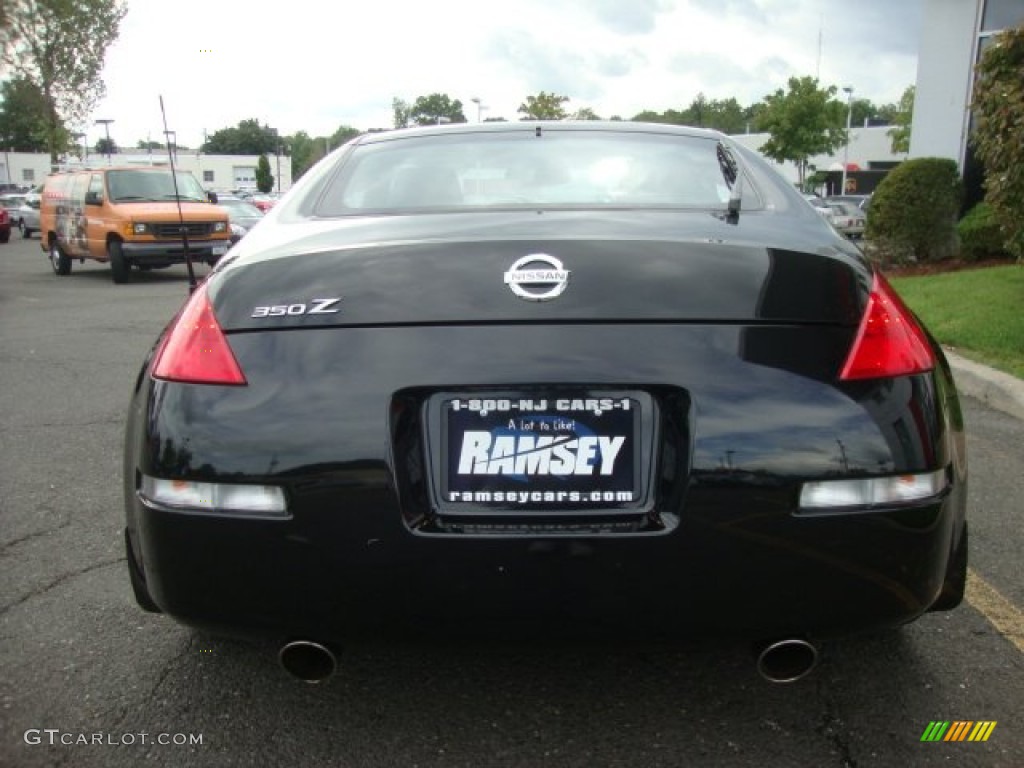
[
  {"left": 70, "top": 132, "right": 85, "bottom": 164},
  {"left": 95, "top": 118, "right": 114, "bottom": 165},
  {"left": 841, "top": 86, "right": 853, "bottom": 195},
  {"left": 470, "top": 96, "right": 486, "bottom": 123},
  {"left": 164, "top": 130, "right": 177, "bottom": 161},
  {"left": 276, "top": 141, "right": 285, "bottom": 194}
]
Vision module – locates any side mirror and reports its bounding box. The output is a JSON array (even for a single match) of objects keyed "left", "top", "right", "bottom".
[
  {"left": 207, "top": 191, "right": 219, "bottom": 204},
  {"left": 84, "top": 192, "right": 102, "bottom": 206}
]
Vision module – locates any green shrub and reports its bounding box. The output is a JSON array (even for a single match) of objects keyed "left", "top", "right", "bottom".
[
  {"left": 972, "top": 23, "right": 1024, "bottom": 262},
  {"left": 865, "top": 157, "right": 963, "bottom": 264},
  {"left": 958, "top": 203, "right": 1009, "bottom": 261}
]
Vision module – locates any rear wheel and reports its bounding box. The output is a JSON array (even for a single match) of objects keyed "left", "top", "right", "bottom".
[
  {"left": 50, "top": 241, "right": 71, "bottom": 275},
  {"left": 109, "top": 240, "right": 131, "bottom": 284},
  {"left": 22, "top": 223, "right": 33, "bottom": 238},
  {"left": 0, "top": 228, "right": 9, "bottom": 243}
]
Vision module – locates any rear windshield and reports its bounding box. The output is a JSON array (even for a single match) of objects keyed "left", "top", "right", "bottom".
[
  {"left": 315, "top": 131, "right": 741, "bottom": 216},
  {"left": 106, "top": 169, "right": 206, "bottom": 203}
]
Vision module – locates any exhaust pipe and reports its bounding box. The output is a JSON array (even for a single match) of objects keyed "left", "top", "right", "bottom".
[
  {"left": 754, "top": 638, "right": 819, "bottom": 683},
  {"left": 278, "top": 640, "right": 338, "bottom": 683}
]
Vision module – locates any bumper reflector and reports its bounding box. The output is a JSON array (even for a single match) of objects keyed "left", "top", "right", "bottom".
[
  {"left": 140, "top": 475, "right": 288, "bottom": 518},
  {"left": 799, "top": 469, "right": 947, "bottom": 512}
]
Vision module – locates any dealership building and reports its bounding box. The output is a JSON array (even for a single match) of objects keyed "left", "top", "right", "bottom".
[{"left": 0, "top": 149, "right": 293, "bottom": 194}]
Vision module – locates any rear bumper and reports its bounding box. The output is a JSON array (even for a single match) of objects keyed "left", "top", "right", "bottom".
[
  {"left": 123, "top": 323, "right": 967, "bottom": 641},
  {"left": 129, "top": 488, "right": 959, "bottom": 641}
]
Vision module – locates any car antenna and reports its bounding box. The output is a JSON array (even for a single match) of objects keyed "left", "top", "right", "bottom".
[{"left": 159, "top": 95, "right": 197, "bottom": 293}]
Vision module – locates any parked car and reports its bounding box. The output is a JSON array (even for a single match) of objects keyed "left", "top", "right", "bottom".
[
  {"left": 215, "top": 196, "right": 264, "bottom": 242},
  {"left": 802, "top": 193, "right": 834, "bottom": 223},
  {"left": 827, "top": 202, "right": 866, "bottom": 239},
  {"left": 16, "top": 185, "right": 42, "bottom": 238},
  {"left": 1, "top": 192, "right": 26, "bottom": 211},
  {"left": 0, "top": 204, "right": 10, "bottom": 243},
  {"left": 124, "top": 122, "right": 967, "bottom": 684},
  {"left": 828, "top": 194, "right": 872, "bottom": 212},
  {"left": 247, "top": 193, "right": 278, "bottom": 212}
]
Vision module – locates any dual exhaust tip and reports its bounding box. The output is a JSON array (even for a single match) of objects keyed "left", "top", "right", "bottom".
[
  {"left": 754, "top": 638, "right": 819, "bottom": 683},
  {"left": 278, "top": 636, "right": 818, "bottom": 684},
  {"left": 278, "top": 640, "right": 338, "bottom": 683}
]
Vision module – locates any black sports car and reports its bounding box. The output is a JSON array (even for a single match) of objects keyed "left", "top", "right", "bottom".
[{"left": 123, "top": 122, "right": 967, "bottom": 683}]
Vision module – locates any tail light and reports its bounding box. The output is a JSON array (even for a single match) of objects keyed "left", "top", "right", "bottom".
[
  {"left": 151, "top": 281, "right": 247, "bottom": 385},
  {"left": 840, "top": 273, "right": 934, "bottom": 381}
]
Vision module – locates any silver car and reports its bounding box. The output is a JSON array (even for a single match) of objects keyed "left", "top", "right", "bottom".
[{"left": 16, "top": 186, "right": 42, "bottom": 238}]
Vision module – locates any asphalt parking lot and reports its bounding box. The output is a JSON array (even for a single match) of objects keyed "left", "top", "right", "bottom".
[{"left": 1, "top": 235, "right": 1022, "bottom": 767}]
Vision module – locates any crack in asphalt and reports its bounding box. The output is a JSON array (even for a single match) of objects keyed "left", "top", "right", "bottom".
[
  {"left": 816, "top": 679, "right": 859, "bottom": 768},
  {"left": 0, "top": 416, "right": 124, "bottom": 433},
  {"left": 0, "top": 557, "right": 125, "bottom": 616},
  {"left": 0, "top": 514, "right": 71, "bottom": 554},
  {"left": 94, "top": 634, "right": 197, "bottom": 743}
]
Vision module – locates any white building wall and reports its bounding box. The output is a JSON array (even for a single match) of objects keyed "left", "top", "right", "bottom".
[
  {"left": 1, "top": 152, "right": 57, "bottom": 188},
  {"left": 2, "top": 151, "right": 293, "bottom": 193},
  {"left": 730, "top": 125, "right": 905, "bottom": 186},
  {"left": 909, "top": 0, "right": 983, "bottom": 167}
]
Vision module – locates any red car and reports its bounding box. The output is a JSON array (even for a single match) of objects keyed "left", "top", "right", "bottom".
[
  {"left": 247, "top": 194, "right": 278, "bottom": 213},
  {"left": 0, "top": 205, "right": 12, "bottom": 243}
]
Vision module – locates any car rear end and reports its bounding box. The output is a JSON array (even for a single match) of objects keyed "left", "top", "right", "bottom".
[{"left": 123, "top": 124, "right": 966, "bottom": 644}]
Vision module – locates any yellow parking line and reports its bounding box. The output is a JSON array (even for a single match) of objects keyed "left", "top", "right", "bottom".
[{"left": 965, "top": 568, "right": 1024, "bottom": 654}]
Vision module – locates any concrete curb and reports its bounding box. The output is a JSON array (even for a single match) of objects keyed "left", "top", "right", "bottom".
[{"left": 944, "top": 349, "right": 1024, "bottom": 422}]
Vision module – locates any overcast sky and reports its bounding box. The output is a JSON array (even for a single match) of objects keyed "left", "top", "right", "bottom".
[{"left": 91, "top": 0, "right": 922, "bottom": 149}]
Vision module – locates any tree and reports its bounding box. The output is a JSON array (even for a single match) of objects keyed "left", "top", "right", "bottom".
[
  {"left": 410, "top": 93, "right": 466, "bottom": 126},
  {"left": 330, "top": 124, "right": 360, "bottom": 147},
  {"left": 758, "top": 76, "right": 848, "bottom": 188},
  {"left": 94, "top": 136, "right": 118, "bottom": 155},
  {"left": 848, "top": 97, "right": 879, "bottom": 128},
  {"left": 202, "top": 118, "right": 280, "bottom": 155},
  {"left": 972, "top": 24, "right": 1024, "bottom": 261},
  {"left": 255, "top": 154, "right": 274, "bottom": 193},
  {"left": 0, "top": 76, "right": 57, "bottom": 152},
  {"left": 886, "top": 85, "right": 914, "bottom": 154},
  {"left": 392, "top": 97, "right": 411, "bottom": 129},
  {"left": 631, "top": 108, "right": 687, "bottom": 125},
  {"left": 681, "top": 94, "right": 747, "bottom": 133},
  {"left": 572, "top": 107, "right": 601, "bottom": 121},
  {"left": 1, "top": 0, "right": 126, "bottom": 162},
  {"left": 286, "top": 130, "right": 317, "bottom": 179},
  {"left": 136, "top": 139, "right": 163, "bottom": 151},
  {"left": 518, "top": 92, "right": 570, "bottom": 120}
]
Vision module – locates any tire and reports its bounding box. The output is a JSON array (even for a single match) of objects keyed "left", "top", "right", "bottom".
[
  {"left": 22, "top": 225, "right": 33, "bottom": 239},
  {"left": 50, "top": 241, "right": 71, "bottom": 275},
  {"left": 109, "top": 240, "right": 131, "bottom": 284},
  {"left": 0, "top": 228, "right": 9, "bottom": 244}
]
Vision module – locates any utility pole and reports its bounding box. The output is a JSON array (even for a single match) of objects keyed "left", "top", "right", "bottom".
[
  {"left": 95, "top": 118, "right": 114, "bottom": 165},
  {"left": 841, "top": 86, "right": 854, "bottom": 195}
]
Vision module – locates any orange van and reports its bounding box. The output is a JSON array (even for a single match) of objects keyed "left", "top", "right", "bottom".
[{"left": 40, "top": 166, "right": 231, "bottom": 283}]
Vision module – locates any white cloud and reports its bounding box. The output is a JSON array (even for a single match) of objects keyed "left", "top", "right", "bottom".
[{"left": 88, "top": 0, "right": 921, "bottom": 148}]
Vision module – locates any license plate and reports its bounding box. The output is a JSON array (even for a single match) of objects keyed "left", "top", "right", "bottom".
[
  {"left": 212, "top": 244, "right": 228, "bottom": 256},
  {"left": 443, "top": 395, "right": 639, "bottom": 510}
]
